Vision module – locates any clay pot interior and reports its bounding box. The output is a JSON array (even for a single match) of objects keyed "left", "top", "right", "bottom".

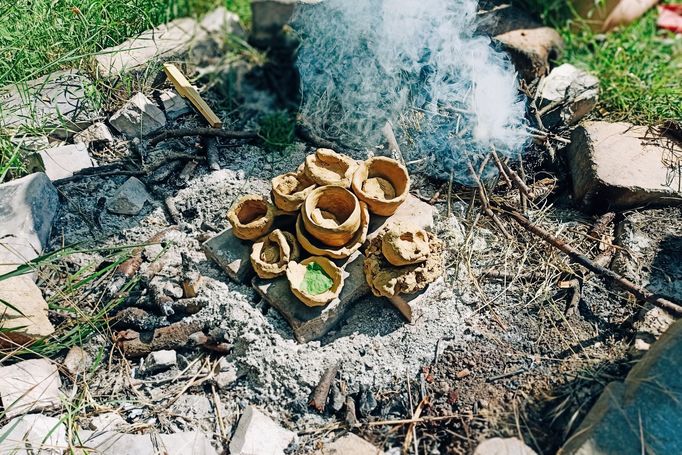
[
  {"left": 227, "top": 195, "right": 275, "bottom": 240},
  {"left": 302, "top": 186, "right": 361, "bottom": 247},
  {"left": 296, "top": 201, "right": 369, "bottom": 259},
  {"left": 251, "top": 230, "right": 300, "bottom": 279},
  {"left": 303, "top": 148, "right": 358, "bottom": 188},
  {"left": 271, "top": 172, "right": 316, "bottom": 213},
  {"left": 352, "top": 157, "right": 410, "bottom": 216},
  {"left": 286, "top": 256, "right": 344, "bottom": 307},
  {"left": 381, "top": 221, "right": 430, "bottom": 266}
]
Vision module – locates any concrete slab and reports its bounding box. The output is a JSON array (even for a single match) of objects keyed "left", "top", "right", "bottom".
[
  {"left": 253, "top": 252, "right": 369, "bottom": 342},
  {"left": 203, "top": 227, "right": 254, "bottom": 283}
]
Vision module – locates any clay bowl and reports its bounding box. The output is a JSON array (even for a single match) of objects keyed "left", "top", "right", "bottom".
[
  {"left": 286, "top": 256, "right": 344, "bottom": 307},
  {"left": 381, "top": 221, "right": 430, "bottom": 266},
  {"left": 303, "top": 148, "right": 358, "bottom": 188},
  {"left": 296, "top": 201, "right": 369, "bottom": 259},
  {"left": 351, "top": 156, "right": 410, "bottom": 216},
  {"left": 250, "top": 229, "right": 301, "bottom": 279},
  {"left": 271, "top": 171, "right": 316, "bottom": 213},
  {"left": 301, "top": 185, "right": 361, "bottom": 247},
  {"left": 227, "top": 195, "right": 275, "bottom": 240}
]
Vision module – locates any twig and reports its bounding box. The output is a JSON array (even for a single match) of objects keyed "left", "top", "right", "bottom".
[
  {"left": 368, "top": 414, "right": 457, "bottom": 426},
  {"left": 309, "top": 363, "right": 340, "bottom": 412},
  {"left": 204, "top": 137, "right": 221, "bottom": 171},
  {"left": 491, "top": 151, "right": 512, "bottom": 188},
  {"left": 429, "top": 182, "right": 447, "bottom": 205},
  {"left": 148, "top": 128, "right": 258, "bottom": 146},
  {"left": 487, "top": 367, "right": 526, "bottom": 382},
  {"left": 381, "top": 121, "right": 405, "bottom": 165},
  {"left": 467, "top": 161, "right": 511, "bottom": 239},
  {"left": 560, "top": 278, "right": 582, "bottom": 316},
  {"left": 403, "top": 396, "right": 429, "bottom": 454},
  {"left": 501, "top": 207, "right": 682, "bottom": 316},
  {"left": 295, "top": 118, "right": 355, "bottom": 154}
]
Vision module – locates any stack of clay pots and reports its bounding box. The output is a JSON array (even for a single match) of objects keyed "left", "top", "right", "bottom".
[
  {"left": 363, "top": 221, "right": 444, "bottom": 298},
  {"left": 228, "top": 148, "right": 413, "bottom": 308}
]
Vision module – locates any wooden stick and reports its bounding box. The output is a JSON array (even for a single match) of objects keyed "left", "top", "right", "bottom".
[
  {"left": 381, "top": 121, "right": 405, "bottom": 165},
  {"left": 148, "top": 128, "right": 258, "bottom": 146},
  {"left": 491, "top": 151, "right": 512, "bottom": 188},
  {"left": 295, "top": 119, "right": 355, "bottom": 154},
  {"left": 467, "top": 161, "right": 511, "bottom": 239},
  {"left": 502, "top": 207, "right": 682, "bottom": 316},
  {"left": 163, "top": 63, "right": 222, "bottom": 128},
  {"left": 309, "top": 363, "right": 339, "bottom": 412}
]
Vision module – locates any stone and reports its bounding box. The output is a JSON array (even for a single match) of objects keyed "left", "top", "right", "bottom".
[
  {"left": 63, "top": 346, "right": 92, "bottom": 376},
  {"left": 215, "top": 369, "right": 238, "bottom": 389},
  {"left": 203, "top": 227, "right": 254, "bottom": 283},
  {"left": 142, "top": 349, "right": 177, "bottom": 375},
  {"left": 473, "top": 437, "right": 537, "bottom": 455},
  {"left": 10, "top": 135, "right": 50, "bottom": 151},
  {"left": 78, "top": 430, "right": 217, "bottom": 455},
  {"left": 106, "top": 177, "right": 150, "bottom": 215},
  {"left": 0, "top": 276, "right": 55, "bottom": 345},
  {"left": 323, "top": 433, "right": 383, "bottom": 455},
  {"left": 537, "top": 63, "right": 599, "bottom": 128},
  {"left": 253, "top": 251, "right": 369, "bottom": 342},
  {"left": 159, "top": 89, "right": 191, "bottom": 120},
  {"left": 0, "top": 414, "right": 68, "bottom": 454},
  {"left": 567, "top": 122, "right": 682, "bottom": 212},
  {"left": 0, "top": 358, "right": 62, "bottom": 418},
  {"left": 229, "top": 405, "right": 295, "bottom": 455},
  {"left": 631, "top": 304, "right": 675, "bottom": 356},
  {"left": 0, "top": 69, "right": 99, "bottom": 137},
  {"left": 0, "top": 172, "right": 59, "bottom": 273},
  {"left": 90, "top": 412, "right": 127, "bottom": 431},
  {"left": 95, "top": 8, "right": 241, "bottom": 78},
  {"left": 27, "top": 143, "right": 97, "bottom": 180},
  {"left": 478, "top": 5, "right": 564, "bottom": 82},
  {"left": 561, "top": 319, "right": 682, "bottom": 454},
  {"left": 73, "top": 121, "right": 115, "bottom": 145},
  {"left": 109, "top": 93, "right": 166, "bottom": 138}
]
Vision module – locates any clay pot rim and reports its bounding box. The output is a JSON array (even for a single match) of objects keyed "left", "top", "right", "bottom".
[
  {"left": 286, "top": 256, "right": 344, "bottom": 307},
  {"left": 250, "top": 230, "right": 298, "bottom": 279},
  {"left": 271, "top": 172, "right": 317, "bottom": 213},
  {"left": 304, "top": 148, "right": 358, "bottom": 187},
  {"left": 296, "top": 201, "right": 369, "bottom": 259},
  {"left": 352, "top": 156, "right": 410, "bottom": 204},
  {"left": 302, "top": 185, "right": 361, "bottom": 239},
  {"left": 227, "top": 195, "right": 276, "bottom": 240}
]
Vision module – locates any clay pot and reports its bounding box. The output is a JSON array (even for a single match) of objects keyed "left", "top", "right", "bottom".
[
  {"left": 381, "top": 221, "right": 430, "bottom": 266},
  {"left": 351, "top": 157, "right": 410, "bottom": 216},
  {"left": 250, "top": 230, "right": 301, "bottom": 279},
  {"left": 227, "top": 195, "right": 275, "bottom": 240},
  {"left": 286, "top": 256, "right": 344, "bottom": 307},
  {"left": 303, "top": 148, "right": 358, "bottom": 188},
  {"left": 301, "top": 186, "right": 361, "bottom": 247},
  {"left": 296, "top": 201, "right": 369, "bottom": 259},
  {"left": 271, "top": 172, "right": 316, "bottom": 213}
]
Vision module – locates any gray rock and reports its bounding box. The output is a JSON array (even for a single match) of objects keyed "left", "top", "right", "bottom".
[
  {"left": 537, "top": 63, "right": 599, "bottom": 128},
  {"left": 473, "top": 437, "right": 537, "bottom": 455},
  {"left": 10, "top": 135, "right": 50, "bottom": 151},
  {"left": 0, "top": 414, "right": 68, "bottom": 454},
  {"left": 63, "top": 345, "right": 92, "bottom": 376},
  {"left": 106, "top": 177, "right": 150, "bottom": 215},
  {"left": 567, "top": 122, "right": 682, "bottom": 212},
  {"left": 95, "top": 8, "right": 241, "bottom": 78},
  {"left": 478, "top": 5, "right": 564, "bottom": 82},
  {"left": 229, "top": 405, "right": 295, "bottom": 455},
  {"left": 561, "top": 319, "right": 682, "bottom": 454},
  {"left": 0, "top": 172, "right": 59, "bottom": 273},
  {"left": 109, "top": 93, "right": 165, "bottom": 138},
  {"left": 159, "top": 89, "right": 191, "bottom": 120},
  {"left": 358, "top": 385, "right": 377, "bottom": 417},
  {"left": 323, "top": 433, "right": 383, "bottom": 455},
  {"left": 0, "top": 358, "right": 63, "bottom": 418},
  {"left": 0, "top": 276, "right": 55, "bottom": 345},
  {"left": 142, "top": 349, "right": 177, "bottom": 375},
  {"left": 0, "top": 69, "right": 99, "bottom": 137},
  {"left": 388, "top": 277, "right": 443, "bottom": 323},
  {"left": 28, "top": 143, "right": 97, "bottom": 180},
  {"left": 203, "top": 227, "right": 255, "bottom": 283},
  {"left": 73, "top": 121, "right": 115, "bottom": 145},
  {"left": 252, "top": 251, "right": 369, "bottom": 342},
  {"left": 90, "top": 412, "right": 127, "bottom": 431},
  {"left": 78, "top": 430, "right": 217, "bottom": 455}
]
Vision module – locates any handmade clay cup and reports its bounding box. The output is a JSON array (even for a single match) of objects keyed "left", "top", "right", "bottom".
[
  {"left": 271, "top": 171, "right": 316, "bottom": 213},
  {"left": 227, "top": 195, "right": 275, "bottom": 240},
  {"left": 302, "top": 185, "right": 361, "bottom": 247},
  {"left": 351, "top": 156, "right": 410, "bottom": 216},
  {"left": 286, "top": 256, "right": 344, "bottom": 307},
  {"left": 303, "top": 148, "right": 358, "bottom": 188},
  {"left": 250, "top": 229, "right": 301, "bottom": 279}
]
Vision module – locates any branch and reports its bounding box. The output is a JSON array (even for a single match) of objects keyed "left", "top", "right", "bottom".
[{"left": 148, "top": 128, "right": 259, "bottom": 146}]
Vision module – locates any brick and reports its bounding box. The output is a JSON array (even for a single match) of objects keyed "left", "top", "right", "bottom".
[{"left": 203, "top": 227, "right": 254, "bottom": 283}]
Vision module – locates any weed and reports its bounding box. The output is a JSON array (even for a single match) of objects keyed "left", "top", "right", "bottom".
[{"left": 259, "top": 111, "right": 296, "bottom": 153}]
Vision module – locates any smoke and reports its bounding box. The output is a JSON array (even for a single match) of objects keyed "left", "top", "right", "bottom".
[{"left": 292, "top": 0, "right": 528, "bottom": 183}]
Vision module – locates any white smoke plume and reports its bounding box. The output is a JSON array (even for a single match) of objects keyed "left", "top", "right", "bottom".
[{"left": 292, "top": 0, "right": 528, "bottom": 183}]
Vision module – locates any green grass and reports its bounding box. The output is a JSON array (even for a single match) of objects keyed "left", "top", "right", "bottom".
[{"left": 519, "top": 1, "right": 682, "bottom": 124}]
